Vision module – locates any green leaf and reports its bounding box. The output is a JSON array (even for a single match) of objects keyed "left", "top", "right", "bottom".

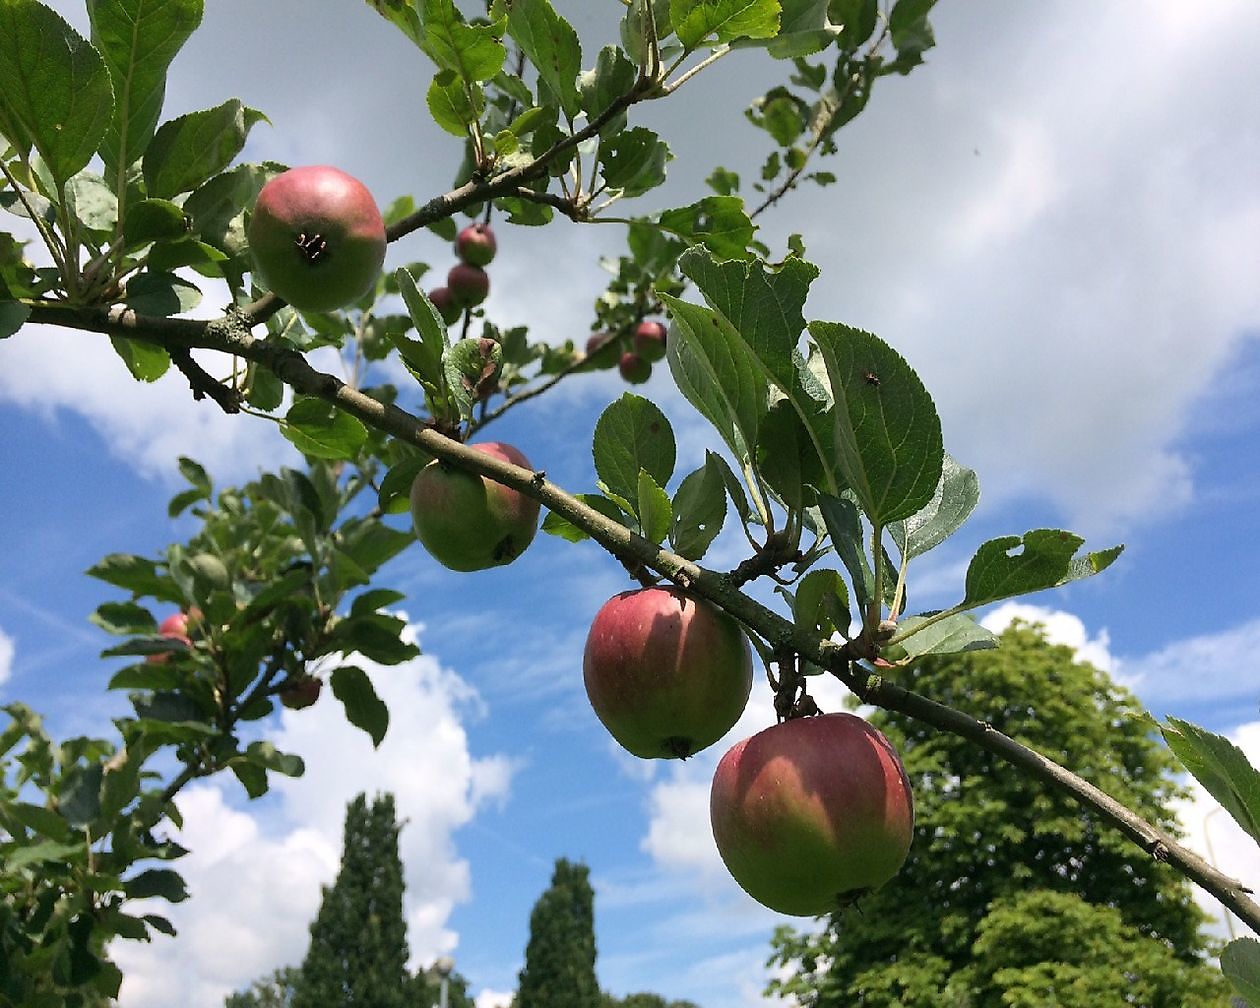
[
  {"left": 671, "top": 0, "right": 781, "bottom": 51},
  {"left": 889, "top": 453, "right": 979, "bottom": 561},
  {"left": 122, "top": 271, "right": 202, "bottom": 316},
  {"left": 670, "top": 453, "right": 728, "bottom": 560},
  {"left": 427, "top": 69, "right": 484, "bottom": 136},
  {"left": 379, "top": 454, "right": 430, "bottom": 515},
  {"left": 580, "top": 46, "right": 636, "bottom": 134},
  {"left": 350, "top": 588, "right": 408, "bottom": 618},
  {"left": 637, "top": 469, "right": 672, "bottom": 544},
  {"left": 541, "top": 493, "right": 628, "bottom": 543},
  {"left": 124, "top": 867, "right": 188, "bottom": 903},
  {"left": 1, "top": 838, "right": 85, "bottom": 871},
  {"left": 599, "top": 126, "right": 671, "bottom": 198},
  {"left": 592, "top": 393, "right": 676, "bottom": 508},
  {"left": 895, "top": 612, "right": 996, "bottom": 659},
  {"left": 738, "top": 0, "right": 835, "bottom": 58},
  {"left": 185, "top": 161, "right": 279, "bottom": 258},
  {"left": 658, "top": 195, "right": 755, "bottom": 260},
  {"left": 121, "top": 198, "right": 190, "bottom": 249},
  {"left": 888, "top": 0, "right": 935, "bottom": 70},
  {"left": 331, "top": 665, "right": 389, "bottom": 748},
  {"left": 420, "top": 0, "right": 507, "bottom": 82},
  {"left": 65, "top": 171, "right": 118, "bottom": 233},
  {"left": 243, "top": 740, "right": 304, "bottom": 778},
  {"left": 1222, "top": 938, "right": 1260, "bottom": 1007},
  {"left": 818, "top": 491, "right": 875, "bottom": 614},
  {"left": 329, "top": 614, "right": 419, "bottom": 666},
  {"left": 961, "top": 530, "right": 1123, "bottom": 609},
  {"left": 88, "top": 0, "right": 204, "bottom": 173},
  {"left": 7, "top": 801, "right": 72, "bottom": 842},
  {"left": 793, "top": 568, "right": 851, "bottom": 638},
  {"left": 809, "top": 320, "right": 943, "bottom": 525},
  {"left": 829, "top": 0, "right": 878, "bottom": 49},
  {"left": 0, "top": 0, "right": 114, "bottom": 186},
  {"left": 87, "top": 553, "right": 177, "bottom": 600},
  {"left": 282, "top": 397, "right": 369, "bottom": 460},
  {"left": 1, "top": 300, "right": 31, "bottom": 339},
  {"left": 366, "top": 0, "right": 425, "bottom": 48},
  {"left": 443, "top": 336, "right": 502, "bottom": 422},
  {"left": 757, "top": 397, "right": 825, "bottom": 511},
  {"left": 90, "top": 601, "right": 157, "bottom": 636},
  {"left": 58, "top": 762, "right": 103, "bottom": 828},
  {"left": 143, "top": 98, "right": 267, "bottom": 199},
  {"left": 507, "top": 0, "right": 583, "bottom": 120},
  {"left": 1161, "top": 718, "right": 1260, "bottom": 845},
  {"left": 394, "top": 267, "right": 448, "bottom": 389}
]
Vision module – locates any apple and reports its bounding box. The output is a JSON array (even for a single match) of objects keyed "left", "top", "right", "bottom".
[
  {"left": 428, "top": 286, "right": 462, "bottom": 325},
  {"left": 409, "top": 442, "right": 540, "bottom": 571},
  {"left": 618, "top": 351, "right": 651, "bottom": 384},
  {"left": 248, "top": 165, "right": 387, "bottom": 313},
  {"left": 147, "top": 609, "right": 196, "bottom": 664},
  {"left": 447, "top": 262, "right": 489, "bottom": 307},
  {"left": 633, "top": 320, "right": 667, "bottom": 362},
  {"left": 710, "top": 712, "right": 914, "bottom": 916},
  {"left": 279, "top": 675, "right": 322, "bottom": 710},
  {"left": 583, "top": 586, "right": 752, "bottom": 759},
  {"left": 455, "top": 222, "right": 497, "bottom": 267}
]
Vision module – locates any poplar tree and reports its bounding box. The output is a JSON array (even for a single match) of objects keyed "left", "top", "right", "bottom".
[
  {"left": 516, "top": 858, "right": 600, "bottom": 1008},
  {"left": 291, "top": 793, "right": 410, "bottom": 1008}
]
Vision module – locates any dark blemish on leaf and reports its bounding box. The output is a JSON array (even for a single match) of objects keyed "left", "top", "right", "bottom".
[{"left": 862, "top": 370, "right": 880, "bottom": 386}]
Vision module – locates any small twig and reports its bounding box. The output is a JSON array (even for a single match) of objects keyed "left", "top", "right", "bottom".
[{"left": 169, "top": 346, "right": 242, "bottom": 413}]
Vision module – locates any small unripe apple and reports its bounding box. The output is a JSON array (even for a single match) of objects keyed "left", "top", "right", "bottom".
[
  {"left": 279, "top": 676, "right": 322, "bottom": 710},
  {"left": 619, "top": 351, "right": 651, "bottom": 384},
  {"left": 455, "top": 223, "right": 497, "bottom": 267},
  {"left": 447, "top": 262, "right": 489, "bottom": 307},
  {"left": 583, "top": 586, "right": 752, "bottom": 759},
  {"left": 248, "top": 165, "right": 387, "bottom": 313},
  {"left": 633, "top": 320, "right": 667, "bottom": 362},
  {"left": 428, "top": 286, "right": 463, "bottom": 325},
  {"left": 147, "top": 609, "right": 197, "bottom": 664},
  {"left": 710, "top": 713, "right": 914, "bottom": 916},
  {"left": 409, "top": 442, "right": 540, "bottom": 571}
]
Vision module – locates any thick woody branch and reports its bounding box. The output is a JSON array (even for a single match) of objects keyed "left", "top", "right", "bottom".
[{"left": 23, "top": 299, "right": 1260, "bottom": 936}]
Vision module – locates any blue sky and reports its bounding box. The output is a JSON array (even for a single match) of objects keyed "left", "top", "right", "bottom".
[{"left": 2, "top": 2, "right": 1259, "bottom": 1006}]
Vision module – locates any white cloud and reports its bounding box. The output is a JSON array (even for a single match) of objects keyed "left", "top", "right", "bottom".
[
  {"left": 475, "top": 989, "right": 514, "bottom": 1008},
  {"left": 1113, "top": 617, "right": 1260, "bottom": 710},
  {"left": 0, "top": 627, "right": 13, "bottom": 689},
  {"left": 980, "top": 602, "right": 1116, "bottom": 673},
  {"left": 115, "top": 626, "right": 515, "bottom": 1008},
  {"left": 1171, "top": 720, "right": 1260, "bottom": 940}
]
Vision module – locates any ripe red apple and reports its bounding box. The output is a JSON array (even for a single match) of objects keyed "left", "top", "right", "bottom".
[
  {"left": 147, "top": 609, "right": 196, "bottom": 664},
  {"left": 248, "top": 165, "right": 387, "bottom": 313},
  {"left": 447, "top": 262, "right": 489, "bottom": 307},
  {"left": 409, "top": 442, "right": 540, "bottom": 571},
  {"left": 618, "top": 351, "right": 651, "bottom": 384},
  {"left": 455, "top": 222, "right": 497, "bottom": 267},
  {"left": 428, "top": 286, "right": 462, "bottom": 325},
  {"left": 710, "top": 713, "right": 914, "bottom": 916},
  {"left": 583, "top": 586, "right": 752, "bottom": 759},
  {"left": 633, "top": 320, "right": 667, "bottom": 362},
  {"left": 279, "top": 675, "right": 322, "bottom": 710}
]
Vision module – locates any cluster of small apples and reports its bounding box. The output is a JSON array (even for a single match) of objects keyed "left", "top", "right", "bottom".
[
  {"left": 582, "top": 586, "right": 915, "bottom": 916},
  {"left": 428, "top": 222, "right": 496, "bottom": 325},
  {"left": 151, "top": 608, "right": 321, "bottom": 710},
  {"left": 585, "top": 319, "right": 668, "bottom": 385}
]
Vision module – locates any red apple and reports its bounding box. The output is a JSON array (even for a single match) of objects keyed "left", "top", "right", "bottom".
[
  {"left": 409, "top": 442, "right": 540, "bottom": 571},
  {"left": 583, "top": 586, "right": 752, "bottom": 759},
  {"left": 147, "top": 609, "right": 196, "bottom": 664},
  {"left": 633, "top": 320, "right": 667, "bottom": 362},
  {"left": 618, "top": 351, "right": 651, "bottom": 384},
  {"left": 279, "top": 675, "right": 322, "bottom": 710},
  {"left": 428, "top": 286, "right": 463, "bottom": 325},
  {"left": 248, "top": 165, "right": 387, "bottom": 313},
  {"left": 447, "top": 262, "right": 489, "bottom": 307},
  {"left": 455, "top": 222, "right": 497, "bottom": 267},
  {"left": 710, "top": 712, "right": 914, "bottom": 915}
]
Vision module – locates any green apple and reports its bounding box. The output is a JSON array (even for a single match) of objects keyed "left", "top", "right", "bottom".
[
  {"left": 583, "top": 586, "right": 752, "bottom": 759},
  {"left": 248, "top": 165, "right": 387, "bottom": 313},
  {"left": 710, "top": 712, "right": 914, "bottom": 915},
  {"left": 456, "top": 223, "right": 497, "bottom": 266},
  {"left": 409, "top": 442, "right": 540, "bottom": 571}
]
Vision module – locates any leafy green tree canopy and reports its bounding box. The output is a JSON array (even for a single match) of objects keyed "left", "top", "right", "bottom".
[{"left": 517, "top": 858, "right": 599, "bottom": 1008}]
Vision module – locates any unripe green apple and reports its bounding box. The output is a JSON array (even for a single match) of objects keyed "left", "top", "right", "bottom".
[
  {"left": 619, "top": 351, "right": 651, "bottom": 384},
  {"left": 583, "top": 586, "right": 752, "bottom": 759},
  {"left": 279, "top": 675, "right": 322, "bottom": 710},
  {"left": 455, "top": 223, "right": 497, "bottom": 266},
  {"left": 710, "top": 713, "right": 914, "bottom": 915},
  {"left": 633, "top": 320, "right": 667, "bottom": 362},
  {"left": 248, "top": 165, "right": 387, "bottom": 313},
  {"left": 447, "top": 262, "right": 489, "bottom": 307},
  {"left": 409, "top": 442, "right": 540, "bottom": 572},
  {"left": 428, "top": 286, "right": 462, "bottom": 325}
]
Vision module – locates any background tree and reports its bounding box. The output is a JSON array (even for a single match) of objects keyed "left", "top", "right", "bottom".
[
  {"left": 516, "top": 858, "right": 599, "bottom": 1008},
  {"left": 600, "top": 994, "right": 700, "bottom": 1008},
  {"left": 767, "top": 621, "right": 1232, "bottom": 1007},
  {"left": 225, "top": 967, "right": 300, "bottom": 1008},
  {"left": 292, "top": 793, "right": 410, "bottom": 1008}
]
